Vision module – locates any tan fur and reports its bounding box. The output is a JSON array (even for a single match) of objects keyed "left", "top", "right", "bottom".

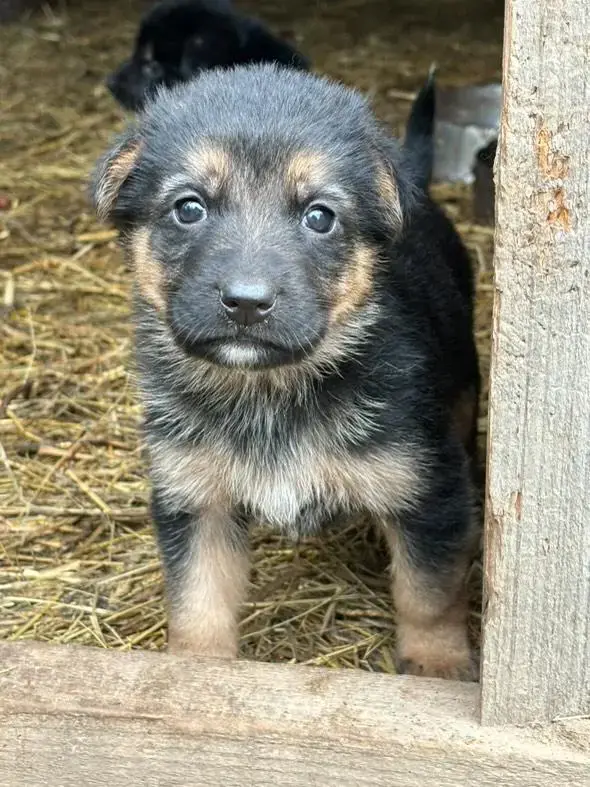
[
  {"left": 187, "top": 144, "right": 230, "bottom": 196},
  {"left": 286, "top": 151, "right": 329, "bottom": 201},
  {"left": 152, "top": 424, "right": 425, "bottom": 659},
  {"left": 376, "top": 164, "right": 403, "bottom": 229},
  {"left": 167, "top": 507, "right": 249, "bottom": 658},
  {"left": 330, "top": 245, "right": 376, "bottom": 325},
  {"left": 96, "top": 143, "right": 142, "bottom": 222},
  {"left": 131, "top": 228, "right": 166, "bottom": 312},
  {"left": 394, "top": 608, "right": 475, "bottom": 680},
  {"left": 451, "top": 385, "right": 477, "bottom": 452},
  {"left": 150, "top": 435, "right": 423, "bottom": 533},
  {"left": 382, "top": 526, "right": 476, "bottom": 681}
]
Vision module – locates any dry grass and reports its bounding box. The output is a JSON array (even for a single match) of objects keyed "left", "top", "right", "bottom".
[{"left": 0, "top": 0, "right": 500, "bottom": 670}]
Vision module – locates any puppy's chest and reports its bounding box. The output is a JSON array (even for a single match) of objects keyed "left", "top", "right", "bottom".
[
  {"left": 234, "top": 442, "right": 344, "bottom": 532},
  {"left": 151, "top": 426, "right": 419, "bottom": 535},
  {"left": 155, "top": 433, "right": 346, "bottom": 532}
]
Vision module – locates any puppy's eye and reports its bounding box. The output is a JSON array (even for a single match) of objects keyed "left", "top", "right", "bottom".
[
  {"left": 174, "top": 198, "right": 207, "bottom": 225},
  {"left": 302, "top": 205, "right": 336, "bottom": 234}
]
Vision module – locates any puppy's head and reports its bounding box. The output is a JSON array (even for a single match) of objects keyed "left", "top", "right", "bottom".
[
  {"left": 106, "top": 0, "right": 244, "bottom": 111},
  {"left": 93, "top": 65, "right": 415, "bottom": 373}
]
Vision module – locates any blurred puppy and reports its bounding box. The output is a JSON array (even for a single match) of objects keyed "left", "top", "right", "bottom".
[
  {"left": 92, "top": 65, "right": 480, "bottom": 680},
  {"left": 107, "top": 0, "right": 309, "bottom": 111}
]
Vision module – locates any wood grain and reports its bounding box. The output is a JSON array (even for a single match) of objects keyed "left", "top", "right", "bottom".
[
  {"left": 482, "top": 0, "right": 590, "bottom": 724},
  {"left": 1, "top": 642, "right": 589, "bottom": 786}
]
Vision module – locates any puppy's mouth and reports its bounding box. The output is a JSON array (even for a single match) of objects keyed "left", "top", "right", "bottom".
[
  {"left": 171, "top": 332, "right": 314, "bottom": 369},
  {"left": 213, "top": 340, "right": 285, "bottom": 369}
]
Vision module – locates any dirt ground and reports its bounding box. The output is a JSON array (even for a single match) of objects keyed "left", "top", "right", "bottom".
[{"left": 0, "top": 0, "right": 501, "bottom": 670}]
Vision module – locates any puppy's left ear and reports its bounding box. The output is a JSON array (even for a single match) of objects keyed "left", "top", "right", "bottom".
[
  {"left": 374, "top": 132, "right": 418, "bottom": 232},
  {"left": 90, "top": 127, "right": 142, "bottom": 225}
]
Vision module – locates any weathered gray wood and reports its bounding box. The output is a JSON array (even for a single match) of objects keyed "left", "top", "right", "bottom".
[
  {"left": 1, "top": 643, "right": 590, "bottom": 786},
  {"left": 482, "top": 0, "right": 590, "bottom": 725}
]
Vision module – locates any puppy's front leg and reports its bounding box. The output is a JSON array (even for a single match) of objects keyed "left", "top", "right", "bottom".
[
  {"left": 381, "top": 446, "right": 479, "bottom": 681},
  {"left": 151, "top": 489, "right": 250, "bottom": 659}
]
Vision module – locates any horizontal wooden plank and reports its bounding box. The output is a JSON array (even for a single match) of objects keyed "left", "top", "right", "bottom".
[{"left": 1, "top": 642, "right": 589, "bottom": 786}]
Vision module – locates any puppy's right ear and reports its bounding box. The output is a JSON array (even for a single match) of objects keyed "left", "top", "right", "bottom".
[{"left": 90, "top": 128, "right": 142, "bottom": 225}]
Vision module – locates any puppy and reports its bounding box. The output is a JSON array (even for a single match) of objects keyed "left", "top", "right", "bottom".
[
  {"left": 107, "top": 0, "right": 309, "bottom": 111},
  {"left": 92, "top": 65, "right": 480, "bottom": 680}
]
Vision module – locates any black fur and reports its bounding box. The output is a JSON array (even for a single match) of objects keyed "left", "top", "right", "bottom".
[
  {"left": 403, "top": 65, "right": 437, "bottom": 191},
  {"left": 107, "top": 0, "right": 309, "bottom": 111},
  {"left": 92, "top": 65, "right": 480, "bottom": 678}
]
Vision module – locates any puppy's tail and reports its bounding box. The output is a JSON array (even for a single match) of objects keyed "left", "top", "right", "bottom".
[{"left": 403, "top": 64, "right": 436, "bottom": 191}]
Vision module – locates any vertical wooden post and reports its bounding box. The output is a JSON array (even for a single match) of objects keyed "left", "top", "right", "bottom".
[{"left": 481, "top": 0, "right": 590, "bottom": 725}]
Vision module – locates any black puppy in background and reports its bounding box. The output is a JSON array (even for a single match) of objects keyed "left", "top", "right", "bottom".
[
  {"left": 92, "top": 65, "right": 480, "bottom": 680},
  {"left": 107, "top": 0, "right": 309, "bottom": 111}
]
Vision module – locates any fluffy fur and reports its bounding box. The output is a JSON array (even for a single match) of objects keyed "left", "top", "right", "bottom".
[
  {"left": 92, "top": 65, "right": 481, "bottom": 680},
  {"left": 107, "top": 0, "right": 309, "bottom": 111}
]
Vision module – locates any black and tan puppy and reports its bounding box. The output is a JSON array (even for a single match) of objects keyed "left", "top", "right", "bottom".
[
  {"left": 92, "top": 65, "right": 480, "bottom": 680},
  {"left": 107, "top": 0, "right": 309, "bottom": 111}
]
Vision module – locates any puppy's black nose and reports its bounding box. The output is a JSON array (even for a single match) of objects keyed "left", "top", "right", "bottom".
[{"left": 220, "top": 283, "right": 276, "bottom": 325}]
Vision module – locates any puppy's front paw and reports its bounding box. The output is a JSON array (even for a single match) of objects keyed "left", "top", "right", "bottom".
[
  {"left": 167, "top": 627, "right": 239, "bottom": 660},
  {"left": 395, "top": 622, "right": 479, "bottom": 681},
  {"left": 395, "top": 651, "right": 479, "bottom": 681}
]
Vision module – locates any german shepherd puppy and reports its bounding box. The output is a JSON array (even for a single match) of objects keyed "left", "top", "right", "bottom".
[
  {"left": 92, "top": 65, "right": 480, "bottom": 680},
  {"left": 106, "top": 0, "right": 309, "bottom": 112}
]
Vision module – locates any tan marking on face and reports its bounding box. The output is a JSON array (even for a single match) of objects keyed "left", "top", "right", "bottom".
[
  {"left": 381, "top": 524, "right": 478, "bottom": 681},
  {"left": 286, "top": 151, "right": 329, "bottom": 184},
  {"left": 131, "top": 227, "right": 166, "bottom": 312},
  {"left": 187, "top": 144, "right": 231, "bottom": 196},
  {"left": 96, "top": 142, "right": 142, "bottom": 222},
  {"left": 166, "top": 507, "right": 249, "bottom": 659},
  {"left": 376, "top": 164, "right": 403, "bottom": 229},
  {"left": 286, "top": 151, "right": 330, "bottom": 201},
  {"left": 451, "top": 385, "right": 478, "bottom": 453},
  {"left": 330, "top": 245, "right": 376, "bottom": 325}
]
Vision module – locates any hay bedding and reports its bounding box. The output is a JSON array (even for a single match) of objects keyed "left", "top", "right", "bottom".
[{"left": 0, "top": 0, "right": 501, "bottom": 669}]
